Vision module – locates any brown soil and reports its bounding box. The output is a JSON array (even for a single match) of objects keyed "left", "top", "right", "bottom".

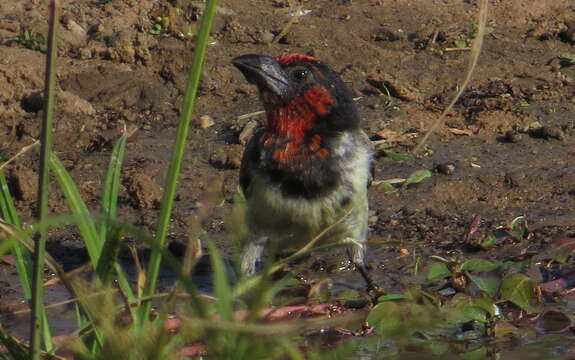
[{"left": 1, "top": 0, "right": 575, "bottom": 306}]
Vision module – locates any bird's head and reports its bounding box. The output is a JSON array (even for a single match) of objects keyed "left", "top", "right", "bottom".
[
  {"left": 232, "top": 53, "right": 359, "bottom": 145},
  {"left": 232, "top": 53, "right": 359, "bottom": 164}
]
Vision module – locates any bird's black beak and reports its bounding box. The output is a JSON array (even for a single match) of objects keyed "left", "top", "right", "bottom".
[{"left": 232, "top": 54, "right": 290, "bottom": 97}]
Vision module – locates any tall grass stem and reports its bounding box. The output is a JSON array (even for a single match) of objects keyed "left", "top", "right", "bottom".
[
  {"left": 139, "top": 0, "right": 218, "bottom": 322},
  {"left": 30, "top": 0, "right": 59, "bottom": 357}
]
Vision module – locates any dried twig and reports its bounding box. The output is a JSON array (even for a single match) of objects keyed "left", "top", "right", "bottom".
[
  {"left": 412, "top": 0, "right": 488, "bottom": 154},
  {"left": 273, "top": 5, "right": 303, "bottom": 43},
  {"left": 0, "top": 140, "right": 40, "bottom": 171}
]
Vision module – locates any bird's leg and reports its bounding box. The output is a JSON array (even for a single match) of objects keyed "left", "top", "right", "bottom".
[{"left": 241, "top": 236, "right": 268, "bottom": 275}]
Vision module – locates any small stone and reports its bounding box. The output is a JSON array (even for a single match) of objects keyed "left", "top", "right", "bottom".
[
  {"left": 78, "top": 47, "right": 93, "bottom": 59},
  {"left": 368, "top": 215, "right": 379, "bottom": 226},
  {"left": 199, "top": 115, "right": 215, "bottom": 129},
  {"left": 542, "top": 126, "right": 565, "bottom": 141},
  {"left": 372, "top": 27, "right": 401, "bottom": 42},
  {"left": 436, "top": 163, "right": 455, "bottom": 175},
  {"left": 478, "top": 173, "right": 499, "bottom": 186},
  {"left": 89, "top": 23, "right": 104, "bottom": 35},
  {"left": 9, "top": 166, "right": 38, "bottom": 201},
  {"left": 125, "top": 173, "right": 162, "bottom": 209},
  {"left": 209, "top": 150, "right": 229, "bottom": 169},
  {"left": 503, "top": 130, "right": 522, "bottom": 143},
  {"left": 66, "top": 19, "right": 87, "bottom": 38},
  {"left": 505, "top": 172, "right": 523, "bottom": 188},
  {"left": 261, "top": 31, "right": 275, "bottom": 43},
  {"left": 209, "top": 147, "right": 243, "bottom": 170},
  {"left": 563, "top": 20, "right": 575, "bottom": 43},
  {"left": 239, "top": 120, "right": 258, "bottom": 145},
  {"left": 227, "top": 155, "right": 242, "bottom": 169},
  {"left": 61, "top": 14, "right": 73, "bottom": 29},
  {"left": 530, "top": 126, "right": 565, "bottom": 141},
  {"left": 20, "top": 92, "right": 44, "bottom": 113}
]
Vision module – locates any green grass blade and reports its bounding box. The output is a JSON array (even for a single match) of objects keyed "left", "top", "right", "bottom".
[
  {"left": 0, "top": 327, "right": 29, "bottom": 360},
  {"left": 30, "top": 0, "right": 58, "bottom": 356},
  {"left": 0, "top": 173, "right": 22, "bottom": 228},
  {"left": 95, "top": 134, "right": 137, "bottom": 306},
  {"left": 99, "top": 134, "right": 127, "bottom": 244},
  {"left": 0, "top": 174, "right": 56, "bottom": 352},
  {"left": 139, "top": 0, "right": 218, "bottom": 321},
  {"left": 0, "top": 172, "right": 30, "bottom": 297},
  {"left": 207, "top": 241, "right": 233, "bottom": 321},
  {"left": 96, "top": 226, "right": 123, "bottom": 283},
  {"left": 113, "top": 263, "right": 136, "bottom": 309},
  {"left": 49, "top": 153, "right": 101, "bottom": 265},
  {"left": 206, "top": 241, "right": 237, "bottom": 356}
]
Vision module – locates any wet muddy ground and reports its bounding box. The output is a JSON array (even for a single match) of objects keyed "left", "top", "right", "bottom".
[{"left": 1, "top": 0, "right": 575, "bottom": 355}]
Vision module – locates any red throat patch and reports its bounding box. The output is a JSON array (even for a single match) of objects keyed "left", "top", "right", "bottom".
[{"left": 262, "top": 86, "right": 335, "bottom": 164}]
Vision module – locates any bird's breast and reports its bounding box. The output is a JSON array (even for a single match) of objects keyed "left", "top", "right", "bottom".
[{"left": 245, "top": 131, "right": 372, "bottom": 246}]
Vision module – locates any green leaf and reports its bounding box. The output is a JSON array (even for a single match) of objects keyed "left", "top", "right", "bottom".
[
  {"left": 560, "top": 53, "right": 575, "bottom": 63},
  {"left": 460, "top": 258, "right": 500, "bottom": 272},
  {"left": 0, "top": 327, "right": 29, "bottom": 360},
  {"left": 207, "top": 240, "right": 233, "bottom": 321},
  {"left": 99, "top": 134, "right": 127, "bottom": 245},
  {"left": 384, "top": 151, "right": 413, "bottom": 163},
  {"left": 427, "top": 262, "right": 452, "bottom": 280},
  {"left": 403, "top": 169, "right": 432, "bottom": 188},
  {"left": 0, "top": 172, "right": 31, "bottom": 297},
  {"left": 367, "top": 301, "right": 402, "bottom": 338},
  {"left": 460, "top": 305, "right": 487, "bottom": 323},
  {"left": 508, "top": 216, "right": 527, "bottom": 240},
  {"left": 500, "top": 273, "right": 542, "bottom": 313},
  {"left": 368, "top": 299, "right": 433, "bottom": 339},
  {"left": 50, "top": 153, "right": 101, "bottom": 265},
  {"left": 379, "top": 181, "right": 397, "bottom": 193},
  {"left": 454, "top": 40, "right": 468, "bottom": 48},
  {"left": 466, "top": 273, "right": 500, "bottom": 298},
  {"left": 377, "top": 293, "right": 407, "bottom": 302},
  {"left": 0, "top": 173, "right": 54, "bottom": 351},
  {"left": 479, "top": 233, "right": 497, "bottom": 248},
  {"left": 450, "top": 293, "right": 497, "bottom": 323}
]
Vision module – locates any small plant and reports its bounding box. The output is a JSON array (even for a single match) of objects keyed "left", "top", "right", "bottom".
[
  {"left": 2, "top": 28, "right": 47, "bottom": 52},
  {"left": 147, "top": 16, "right": 169, "bottom": 35}
]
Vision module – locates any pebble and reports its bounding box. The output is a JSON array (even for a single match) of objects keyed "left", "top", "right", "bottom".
[
  {"left": 436, "top": 163, "right": 456, "bottom": 175},
  {"left": 261, "top": 31, "right": 275, "bottom": 44},
  {"left": 503, "top": 130, "right": 522, "bottom": 143},
  {"left": 228, "top": 155, "right": 242, "bottom": 169},
  {"left": 20, "top": 92, "right": 44, "bottom": 113},
  {"left": 89, "top": 23, "right": 105, "bottom": 35},
  {"left": 505, "top": 172, "right": 522, "bottom": 188},
  {"left": 238, "top": 120, "right": 258, "bottom": 145},
  {"left": 209, "top": 149, "right": 241, "bottom": 170},
  {"left": 199, "top": 115, "right": 215, "bottom": 129},
  {"left": 66, "top": 19, "right": 87, "bottom": 38},
  {"left": 564, "top": 20, "right": 575, "bottom": 43},
  {"left": 78, "top": 47, "right": 93, "bottom": 59},
  {"left": 530, "top": 126, "right": 565, "bottom": 141}
]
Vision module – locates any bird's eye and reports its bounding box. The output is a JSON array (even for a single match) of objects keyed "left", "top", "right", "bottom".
[{"left": 289, "top": 67, "right": 310, "bottom": 82}]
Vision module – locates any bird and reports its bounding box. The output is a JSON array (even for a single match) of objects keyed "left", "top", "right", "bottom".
[{"left": 232, "top": 53, "right": 372, "bottom": 275}]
